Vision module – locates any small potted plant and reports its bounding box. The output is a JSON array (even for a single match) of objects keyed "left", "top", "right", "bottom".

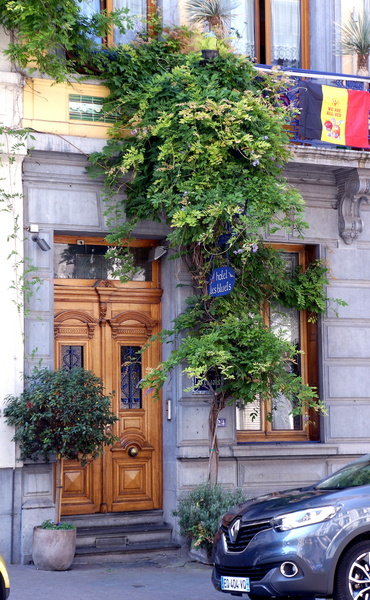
[
  {"left": 184, "top": 0, "right": 240, "bottom": 39},
  {"left": 173, "top": 482, "right": 245, "bottom": 563},
  {"left": 200, "top": 32, "right": 220, "bottom": 60},
  {"left": 4, "top": 366, "right": 117, "bottom": 570}
]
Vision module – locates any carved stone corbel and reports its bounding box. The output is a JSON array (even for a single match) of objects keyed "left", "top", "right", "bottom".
[{"left": 335, "top": 168, "right": 370, "bottom": 244}]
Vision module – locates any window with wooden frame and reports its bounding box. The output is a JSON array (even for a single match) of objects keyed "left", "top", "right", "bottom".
[
  {"left": 236, "top": 244, "right": 320, "bottom": 442},
  {"left": 231, "top": 0, "right": 309, "bottom": 69},
  {"left": 81, "top": 0, "right": 156, "bottom": 45},
  {"left": 54, "top": 235, "right": 160, "bottom": 288}
]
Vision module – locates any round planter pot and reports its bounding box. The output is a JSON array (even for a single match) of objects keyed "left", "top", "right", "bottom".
[
  {"left": 201, "top": 49, "right": 219, "bottom": 60},
  {"left": 32, "top": 526, "right": 77, "bottom": 571}
]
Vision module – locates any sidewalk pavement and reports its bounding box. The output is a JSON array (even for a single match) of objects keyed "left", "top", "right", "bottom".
[{"left": 7, "top": 558, "right": 225, "bottom": 600}]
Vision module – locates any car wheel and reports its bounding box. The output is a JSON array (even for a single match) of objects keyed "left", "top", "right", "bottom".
[
  {"left": 334, "top": 540, "right": 370, "bottom": 600},
  {"left": 0, "top": 575, "right": 5, "bottom": 600}
]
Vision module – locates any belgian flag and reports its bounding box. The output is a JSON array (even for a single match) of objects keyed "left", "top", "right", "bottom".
[{"left": 298, "top": 80, "right": 370, "bottom": 149}]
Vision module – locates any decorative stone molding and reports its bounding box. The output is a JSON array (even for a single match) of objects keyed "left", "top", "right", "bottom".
[{"left": 334, "top": 168, "right": 370, "bottom": 244}]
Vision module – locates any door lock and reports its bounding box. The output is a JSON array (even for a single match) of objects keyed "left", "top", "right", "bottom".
[{"left": 128, "top": 446, "right": 139, "bottom": 457}]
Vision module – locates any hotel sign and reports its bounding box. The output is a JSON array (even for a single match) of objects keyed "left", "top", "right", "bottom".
[{"left": 208, "top": 266, "right": 235, "bottom": 297}]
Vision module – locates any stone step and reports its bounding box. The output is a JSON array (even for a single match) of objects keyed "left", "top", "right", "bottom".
[
  {"left": 61, "top": 511, "right": 182, "bottom": 565},
  {"left": 73, "top": 540, "right": 181, "bottom": 565},
  {"left": 76, "top": 523, "right": 174, "bottom": 548},
  {"left": 61, "top": 509, "right": 164, "bottom": 529}
]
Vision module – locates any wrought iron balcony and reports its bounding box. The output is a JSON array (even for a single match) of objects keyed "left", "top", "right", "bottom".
[{"left": 255, "top": 65, "right": 370, "bottom": 149}]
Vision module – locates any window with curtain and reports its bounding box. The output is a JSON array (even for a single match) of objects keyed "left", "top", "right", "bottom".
[
  {"left": 231, "top": 1, "right": 255, "bottom": 59},
  {"left": 270, "top": 0, "right": 300, "bottom": 67},
  {"left": 231, "top": 0, "right": 308, "bottom": 68},
  {"left": 113, "top": 0, "right": 147, "bottom": 44},
  {"left": 80, "top": 0, "right": 147, "bottom": 45},
  {"left": 236, "top": 245, "right": 319, "bottom": 442}
]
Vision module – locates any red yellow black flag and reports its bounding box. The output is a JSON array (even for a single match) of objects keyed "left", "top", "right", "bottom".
[{"left": 298, "top": 81, "right": 370, "bottom": 149}]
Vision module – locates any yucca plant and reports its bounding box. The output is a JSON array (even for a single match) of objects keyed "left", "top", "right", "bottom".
[
  {"left": 337, "top": 11, "right": 370, "bottom": 75},
  {"left": 184, "top": 0, "right": 240, "bottom": 38}
]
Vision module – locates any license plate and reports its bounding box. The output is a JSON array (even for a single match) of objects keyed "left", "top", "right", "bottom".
[{"left": 221, "top": 576, "right": 250, "bottom": 593}]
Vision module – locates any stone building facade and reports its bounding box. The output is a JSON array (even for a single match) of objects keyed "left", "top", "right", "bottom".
[{"left": 1, "top": 0, "right": 370, "bottom": 565}]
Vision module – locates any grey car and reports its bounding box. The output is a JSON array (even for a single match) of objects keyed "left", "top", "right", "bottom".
[{"left": 211, "top": 454, "right": 370, "bottom": 600}]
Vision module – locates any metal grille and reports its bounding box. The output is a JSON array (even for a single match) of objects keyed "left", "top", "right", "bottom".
[
  {"left": 121, "top": 346, "right": 142, "bottom": 409},
  {"left": 215, "top": 563, "right": 277, "bottom": 582},
  {"left": 222, "top": 520, "right": 272, "bottom": 553},
  {"left": 62, "top": 345, "right": 84, "bottom": 370}
]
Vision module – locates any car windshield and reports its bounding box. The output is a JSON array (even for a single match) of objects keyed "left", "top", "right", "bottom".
[{"left": 316, "top": 460, "right": 370, "bottom": 490}]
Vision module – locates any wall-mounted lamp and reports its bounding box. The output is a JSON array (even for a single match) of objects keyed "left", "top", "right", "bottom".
[
  {"left": 31, "top": 234, "right": 51, "bottom": 252},
  {"left": 148, "top": 245, "right": 168, "bottom": 262}
]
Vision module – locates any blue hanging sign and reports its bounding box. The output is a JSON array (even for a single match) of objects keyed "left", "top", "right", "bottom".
[{"left": 208, "top": 266, "right": 236, "bottom": 297}]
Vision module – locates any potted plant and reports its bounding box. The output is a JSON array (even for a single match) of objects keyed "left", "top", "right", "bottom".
[
  {"left": 4, "top": 366, "right": 117, "bottom": 570},
  {"left": 200, "top": 32, "right": 221, "bottom": 60},
  {"left": 184, "top": 0, "right": 240, "bottom": 39},
  {"left": 173, "top": 482, "right": 245, "bottom": 563},
  {"left": 337, "top": 10, "right": 370, "bottom": 75}
]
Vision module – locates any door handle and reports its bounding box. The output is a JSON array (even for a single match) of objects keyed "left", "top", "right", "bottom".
[{"left": 128, "top": 446, "right": 139, "bottom": 457}]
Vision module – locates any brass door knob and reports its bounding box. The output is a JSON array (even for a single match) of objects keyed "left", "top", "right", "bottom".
[{"left": 128, "top": 446, "right": 139, "bottom": 457}]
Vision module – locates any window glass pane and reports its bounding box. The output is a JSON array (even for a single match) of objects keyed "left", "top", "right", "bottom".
[
  {"left": 62, "top": 345, "right": 84, "bottom": 370},
  {"left": 121, "top": 346, "right": 142, "bottom": 409},
  {"left": 230, "top": 0, "right": 255, "bottom": 58},
  {"left": 81, "top": 0, "right": 101, "bottom": 19},
  {"left": 69, "top": 95, "right": 119, "bottom": 123},
  {"left": 54, "top": 243, "right": 152, "bottom": 281},
  {"left": 270, "top": 0, "right": 301, "bottom": 67},
  {"left": 236, "top": 399, "right": 261, "bottom": 431},
  {"left": 236, "top": 250, "right": 304, "bottom": 433},
  {"left": 113, "top": 0, "right": 147, "bottom": 44},
  {"left": 270, "top": 281, "right": 302, "bottom": 430},
  {"left": 80, "top": 0, "right": 103, "bottom": 44}
]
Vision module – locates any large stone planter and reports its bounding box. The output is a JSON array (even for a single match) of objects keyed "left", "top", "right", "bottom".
[{"left": 32, "top": 526, "right": 76, "bottom": 571}]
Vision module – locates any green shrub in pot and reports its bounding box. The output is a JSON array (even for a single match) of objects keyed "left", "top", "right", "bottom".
[{"left": 173, "top": 483, "right": 246, "bottom": 556}]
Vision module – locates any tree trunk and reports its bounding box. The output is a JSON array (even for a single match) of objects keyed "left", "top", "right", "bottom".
[
  {"left": 207, "top": 393, "right": 225, "bottom": 485},
  {"left": 207, "top": 15, "right": 224, "bottom": 38},
  {"left": 54, "top": 454, "right": 63, "bottom": 524},
  {"left": 357, "top": 53, "right": 369, "bottom": 76}
]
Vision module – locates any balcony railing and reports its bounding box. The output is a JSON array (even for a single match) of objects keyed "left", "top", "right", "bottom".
[{"left": 255, "top": 65, "right": 370, "bottom": 149}]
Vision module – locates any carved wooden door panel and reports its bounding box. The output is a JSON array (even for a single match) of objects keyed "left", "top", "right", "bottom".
[{"left": 54, "top": 281, "right": 162, "bottom": 515}]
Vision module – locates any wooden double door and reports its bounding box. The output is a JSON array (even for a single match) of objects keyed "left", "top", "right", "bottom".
[{"left": 54, "top": 280, "right": 162, "bottom": 515}]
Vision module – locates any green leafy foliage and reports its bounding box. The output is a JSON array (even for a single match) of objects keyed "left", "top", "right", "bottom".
[
  {"left": 4, "top": 367, "right": 117, "bottom": 464},
  {"left": 86, "top": 31, "right": 336, "bottom": 483},
  {"left": 40, "top": 520, "right": 76, "bottom": 530},
  {"left": 173, "top": 483, "right": 245, "bottom": 553},
  {"left": 0, "top": 0, "right": 134, "bottom": 81}
]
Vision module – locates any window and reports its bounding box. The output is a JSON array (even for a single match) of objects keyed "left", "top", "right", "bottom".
[
  {"left": 236, "top": 244, "right": 320, "bottom": 442},
  {"left": 69, "top": 95, "right": 119, "bottom": 123},
  {"left": 61, "top": 345, "right": 84, "bottom": 370},
  {"left": 231, "top": 0, "right": 309, "bottom": 69},
  {"left": 54, "top": 235, "right": 160, "bottom": 286},
  {"left": 81, "top": 0, "right": 150, "bottom": 45},
  {"left": 121, "top": 346, "right": 142, "bottom": 408}
]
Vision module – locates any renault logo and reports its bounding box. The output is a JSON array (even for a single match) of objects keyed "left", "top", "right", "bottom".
[{"left": 229, "top": 519, "right": 240, "bottom": 543}]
